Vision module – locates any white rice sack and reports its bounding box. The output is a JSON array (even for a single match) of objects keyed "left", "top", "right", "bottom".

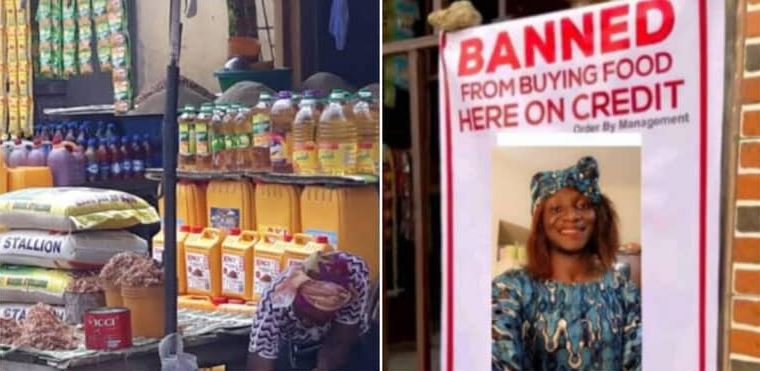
[
  {"left": 0, "top": 303, "right": 66, "bottom": 321},
  {"left": 0, "top": 230, "right": 148, "bottom": 269},
  {"left": 0, "top": 187, "right": 160, "bottom": 232},
  {"left": 0, "top": 265, "right": 94, "bottom": 305}
]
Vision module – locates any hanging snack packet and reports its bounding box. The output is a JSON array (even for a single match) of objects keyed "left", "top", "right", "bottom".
[
  {"left": 62, "top": 1, "right": 79, "bottom": 77},
  {"left": 95, "top": 16, "right": 111, "bottom": 71},
  {"left": 77, "top": 0, "right": 94, "bottom": 73}
]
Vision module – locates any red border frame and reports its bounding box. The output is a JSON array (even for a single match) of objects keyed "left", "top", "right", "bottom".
[{"left": 440, "top": 1, "right": 710, "bottom": 369}]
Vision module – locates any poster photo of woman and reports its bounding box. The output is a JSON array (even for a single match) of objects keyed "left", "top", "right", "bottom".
[{"left": 490, "top": 140, "right": 642, "bottom": 371}]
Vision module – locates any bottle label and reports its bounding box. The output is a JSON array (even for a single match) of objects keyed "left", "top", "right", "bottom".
[
  {"left": 270, "top": 134, "right": 285, "bottom": 163},
  {"left": 357, "top": 142, "right": 378, "bottom": 174},
  {"left": 211, "top": 135, "right": 226, "bottom": 153},
  {"left": 254, "top": 257, "right": 280, "bottom": 295},
  {"left": 122, "top": 159, "right": 132, "bottom": 173},
  {"left": 195, "top": 124, "right": 209, "bottom": 155},
  {"left": 179, "top": 123, "right": 190, "bottom": 155},
  {"left": 111, "top": 161, "right": 122, "bottom": 175},
  {"left": 238, "top": 133, "right": 251, "bottom": 149},
  {"left": 186, "top": 252, "right": 211, "bottom": 291},
  {"left": 293, "top": 142, "right": 318, "bottom": 173},
  {"left": 318, "top": 142, "right": 344, "bottom": 171},
  {"left": 86, "top": 161, "right": 99, "bottom": 177},
  {"left": 222, "top": 254, "right": 245, "bottom": 294},
  {"left": 99, "top": 162, "right": 110, "bottom": 178},
  {"left": 252, "top": 115, "right": 271, "bottom": 148},
  {"left": 225, "top": 134, "right": 238, "bottom": 150},
  {"left": 133, "top": 160, "right": 145, "bottom": 172}
]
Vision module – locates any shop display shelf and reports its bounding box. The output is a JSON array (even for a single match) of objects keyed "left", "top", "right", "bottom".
[{"left": 145, "top": 168, "right": 379, "bottom": 187}]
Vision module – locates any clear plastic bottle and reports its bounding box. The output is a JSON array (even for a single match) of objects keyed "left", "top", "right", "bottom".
[
  {"left": 317, "top": 90, "right": 357, "bottom": 175},
  {"left": 194, "top": 104, "right": 213, "bottom": 171},
  {"left": 211, "top": 105, "right": 228, "bottom": 171},
  {"left": 109, "top": 137, "right": 124, "bottom": 179},
  {"left": 120, "top": 135, "right": 133, "bottom": 178},
  {"left": 178, "top": 105, "right": 196, "bottom": 171},
  {"left": 353, "top": 89, "right": 380, "bottom": 175},
  {"left": 234, "top": 105, "right": 253, "bottom": 170},
  {"left": 85, "top": 138, "right": 99, "bottom": 182},
  {"left": 270, "top": 91, "right": 296, "bottom": 173},
  {"left": 223, "top": 104, "right": 239, "bottom": 171},
  {"left": 132, "top": 135, "right": 147, "bottom": 177},
  {"left": 251, "top": 93, "right": 273, "bottom": 172},
  {"left": 292, "top": 91, "right": 320, "bottom": 175}
]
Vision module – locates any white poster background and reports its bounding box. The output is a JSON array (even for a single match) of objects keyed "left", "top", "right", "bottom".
[{"left": 438, "top": 1, "right": 725, "bottom": 370}]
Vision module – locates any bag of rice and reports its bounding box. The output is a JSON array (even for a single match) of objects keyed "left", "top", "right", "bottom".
[
  {"left": 0, "top": 230, "right": 148, "bottom": 269},
  {"left": 0, "top": 187, "right": 160, "bottom": 231},
  {"left": 0, "top": 265, "right": 95, "bottom": 305},
  {"left": 0, "top": 302, "right": 66, "bottom": 321}
]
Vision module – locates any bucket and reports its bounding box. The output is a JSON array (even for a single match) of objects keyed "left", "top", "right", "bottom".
[
  {"left": 104, "top": 282, "right": 123, "bottom": 307},
  {"left": 121, "top": 285, "right": 166, "bottom": 338}
]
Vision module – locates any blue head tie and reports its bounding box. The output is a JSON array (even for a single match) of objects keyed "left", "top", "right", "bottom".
[{"left": 530, "top": 156, "right": 601, "bottom": 214}]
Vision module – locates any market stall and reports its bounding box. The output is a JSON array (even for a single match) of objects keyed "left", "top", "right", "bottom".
[{"left": 1, "top": 0, "right": 380, "bottom": 370}]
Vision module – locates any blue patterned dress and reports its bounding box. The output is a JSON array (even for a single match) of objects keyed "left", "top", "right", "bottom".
[{"left": 492, "top": 269, "right": 641, "bottom": 371}]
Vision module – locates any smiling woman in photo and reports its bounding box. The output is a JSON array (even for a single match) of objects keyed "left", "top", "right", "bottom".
[{"left": 492, "top": 156, "right": 642, "bottom": 371}]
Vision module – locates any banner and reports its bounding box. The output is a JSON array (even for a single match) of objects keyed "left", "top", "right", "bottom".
[{"left": 438, "top": 1, "right": 725, "bottom": 370}]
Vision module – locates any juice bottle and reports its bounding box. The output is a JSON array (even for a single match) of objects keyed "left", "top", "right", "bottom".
[
  {"left": 142, "top": 134, "right": 153, "bottom": 168},
  {"left": 53, "top": 125, "right": 65, "bottom": 142},
  {"left": 292, "top": 91, "right": 320, "bottom": 175},
  {"left": 234, "top": 106, "right": 253, "bottom": 170},
  {"left": 317, "top": 90, "right": 357, "bottom": 175},
  {"left": 211, "top": 105, "right": 228, "bottom": 171},
  {"left": 65, "top": 123, "right": 77, "bottom": 142},
  {"left": 178, "top": 105, "right": 196, "bottom": 171},
  {"left": 120, "top": 136, "right": 133, "bottom": 178},
  {"left": 96, "top": 138, "right": 111, "bottom": 180},
  {"left": 85, "top": 139, "right": 98, "bottom": 182},
  {"left": 73, "top": 140, "right": 86, "bottom": 185},
  {"left": 270, "top": 91, "right": 296, "bottom": 173},
  {"left": 131, "top": 134, "right": 146, "bottom": 177},
  {"left": 109, "top": 137, "right": 123, "bottom": 179},
  {"left": 251, "top": 93, "right": 273, "bottom": 172},
  {"left": 221, "top": 228, "right": 258, "bottom": 300},
  {"left": 184, "top": 227, "right": 225, "bottom": 297},
  {"left": 195, "top": 104, "right": 213, "bottom": 171},
  {"left": 354, "top": 89, "right": 379, "bottom": 175},
  {"left": 253, "top": 232, "right": 286, "bottom": 302},
  {"left": 222, "top": 105, "right": 239, "bottom": 171}
]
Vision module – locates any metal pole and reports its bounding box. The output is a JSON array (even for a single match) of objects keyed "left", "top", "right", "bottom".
[{"left": 163, "top": 0, "right": 182, "bottom": 337}]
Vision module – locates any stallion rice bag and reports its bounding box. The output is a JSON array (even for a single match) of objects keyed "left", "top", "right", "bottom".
[
  {"left": 0, "top": 230, "right": 148, "bottom": 269},
  {"left": 0, "top": 187, "right": 160, "bottom": 232},
  {"left": 0, "top": 265, "right": 94, "bottom": 305},
  {"left": 0, "top": 303, "right": 66, "bottom": 321}
]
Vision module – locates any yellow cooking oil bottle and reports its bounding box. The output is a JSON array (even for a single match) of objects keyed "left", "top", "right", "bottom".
[
  {"left": 292, "top": 90, "right": 320, "bottom": 175},
  {"left": 221, "top": 228, "right": 259, "bottom": 301},
  {"left": 206, "top": 179, "right": 255, "bottom": 233},
  {"left": 353, "top": 89, "right": 379, "bottom": 175},
  {"left": 152, "top": 225, "right": 191, "bottom": 294},
  {"left": 317, "top": 90, "right": 357, "bottom": 175},
  {"left": 184, "top": 227, "right": 225, "bottom": 297},
  {"left": 254, "top": 183, "right": 300, "bottom": 237},
  {"left": 300, "top": 186, "right": 379, "bottom": 279},
  {"left": 253, "top": 232, "right": 286, "bottom": 302},
  {"left": 283, "top": 234, "right": 333, "bottom": 269}
]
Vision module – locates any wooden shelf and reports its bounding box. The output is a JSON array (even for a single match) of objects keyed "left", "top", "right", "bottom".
[{"left": 383, "top": 35, "right": 439, "bottom": 56}]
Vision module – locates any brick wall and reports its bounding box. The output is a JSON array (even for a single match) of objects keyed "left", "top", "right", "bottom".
[{"left": 730, "top": 1, "right": 760, "bottom": 369}]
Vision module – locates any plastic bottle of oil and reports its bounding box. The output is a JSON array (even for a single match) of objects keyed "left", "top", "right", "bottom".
[
  {"left": 270, "top": 91, "right": 296, "bottom": 173},
  {"left": 292, "top": 91, "right": 320, "bottom": 175},
  {"left": 223, "top": 105, "right": 239, "bottom": 171},
  {"left": 178, "top": 105, "right": 196, "bottom": 171},
  {"left": 234, "top": 105, "right": 253, "bottom": 170},
  {"left": 317, "top": 90, "right": 357, "bottom": 175},
  {"left": 210, "top": 105, "right": 228, "bottom": 171},
  {"left": 251, "top": 93, "right": 273, "bottom": 172},
  {"left": 353, "top": 90, "right": 379, "bottom": 175},
  {"left": 194, "top": 104, "right": 213, "bottom": 171}
]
